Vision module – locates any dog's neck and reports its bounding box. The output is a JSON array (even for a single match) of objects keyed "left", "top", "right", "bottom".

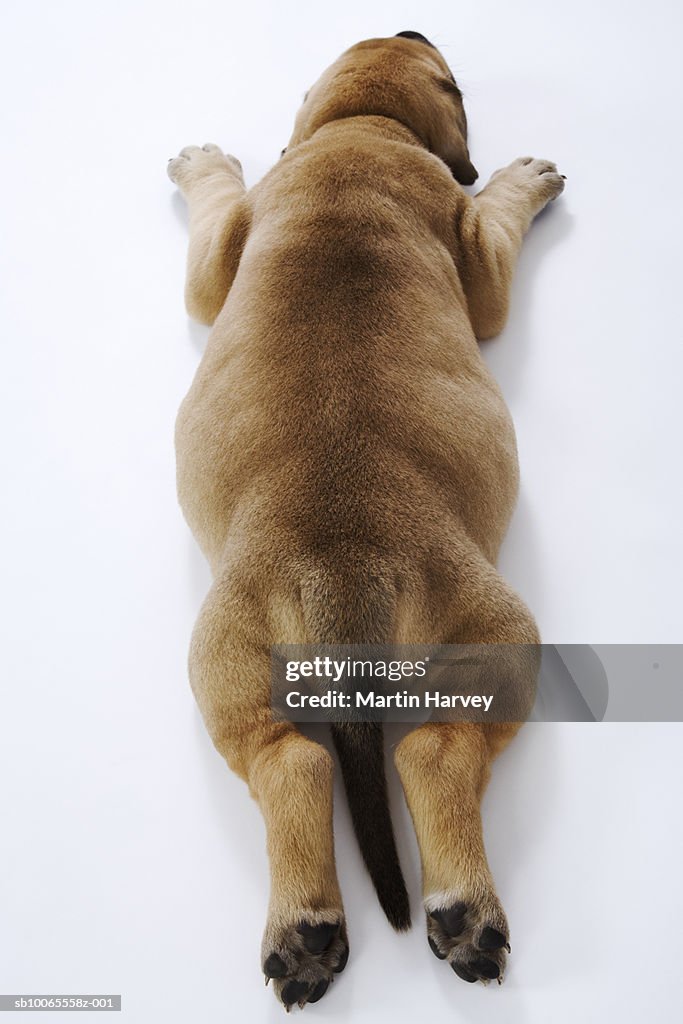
[{"left": 314, "top": 113, "right": 426, "bottom": 151}]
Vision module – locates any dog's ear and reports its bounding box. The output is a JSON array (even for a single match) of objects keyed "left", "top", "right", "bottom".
[
  {"left": 288, "top": 38, "right": 479, "bottom": 185},
  {"left": 392, "top": 34, "right": 478, "bottom": 184},
  {"left": 395, "top": 30, "right": 437, "bottom": 50},
  {"left": 441, "top": 137, "right": 478, "bottom": 185},
  {"left": 427, "top": 79, "right": 478, "bottom": 185}
]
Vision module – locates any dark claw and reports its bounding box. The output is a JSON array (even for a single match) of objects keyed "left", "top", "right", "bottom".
[
  {"left": 307, "top": 978, "right": 330, "bottom": 1004},
  {"left": 264, "top": 953, "right": 287, "bottom": 979},
  {"left": 451, "top": 962, "right": 478, "bottom": 983},
  {"left": 281, "top": 980, "right": 310, "bottom": 1007},
  {"left": 333, "top": 944, "right": 349, "bottom": 973},
  {"left": 428, "top": 935, "right": 447, "bottom": 960},
  {"left": 429, "top": 902, "right": 468, "bottom": 937},
  {"left": 478, "top": 926, "right": 507, "bottom": 951},
  {"left": 297, "top": 921, "right": 339, "bottom": 954},
  {"left": 470, "top": 956, "right": 500, "bottom": 980}
]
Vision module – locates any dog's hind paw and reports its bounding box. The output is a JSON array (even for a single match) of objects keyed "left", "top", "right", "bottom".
[
  {"left": 262, "top": 912, "right": 348, "bottom": 1010},
  {"left": 425, "top": 888, "right": 510, "bottom": 985}
]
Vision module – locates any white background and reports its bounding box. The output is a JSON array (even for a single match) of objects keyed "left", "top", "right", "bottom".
[{"left": 1, "top": 0, "right": 682, "bottom": 1020}]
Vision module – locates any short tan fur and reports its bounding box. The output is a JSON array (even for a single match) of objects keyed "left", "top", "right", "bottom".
[{"left": 168, "top": 32, "right": 563, "bottom": 1008}]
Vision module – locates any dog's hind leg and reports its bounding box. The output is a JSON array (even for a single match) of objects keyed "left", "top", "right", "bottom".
[
  {"left": 168, "top": 143, "right": 251, "bottom": 325},
  {"left": 394, "top": 553, "right": 539, "bottom": 984},
  {"left": 188, "top": 574, "right": 347, "bottom": 1010}
]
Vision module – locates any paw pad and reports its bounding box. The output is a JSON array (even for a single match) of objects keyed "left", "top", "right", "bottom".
[
  {"left": 262, "top": 914, "right": 348, "bottom": 1008},
  {"left": 426, "top": 894, "right": 510, "bottom": 986},
  {"left": 297, "top": 920, "right": 339, "bottom": 954}
]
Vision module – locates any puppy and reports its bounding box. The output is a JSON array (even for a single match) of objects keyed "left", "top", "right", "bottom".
[{"left": 168, "top": 31, "right": 564, "bottom": 1009}]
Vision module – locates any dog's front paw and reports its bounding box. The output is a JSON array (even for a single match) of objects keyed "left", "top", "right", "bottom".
[
  {"left": 167, "top": 143, "right": 243, "bottom": 189},
  {"left": 262, "top": 910, "right": 349, "bottom": 1010},
  {"left": 493, "top": 156, "right": 566, "bottom": 203},
  {"left": 426, "top": 888, "right": 510, "bottom": 985}
]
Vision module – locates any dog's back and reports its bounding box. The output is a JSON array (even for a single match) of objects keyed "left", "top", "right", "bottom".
[{"left": 176, "top": 114, "right": 518, "bottom": 611}]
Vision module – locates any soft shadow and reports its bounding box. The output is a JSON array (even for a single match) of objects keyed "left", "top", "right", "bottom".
[
  {"left": 170, "top": 192, "right": 211, "bottom": 355},
  {"left": 187, "top": 319, "right": 210, "bottom": 355},
  {"left": 182, "top": 538, "right": 267, "bottom": 906},
  {"left": 498, "top": 486, "right": 547, "bottom": 626},
  {"left": 187, "top": 537, "right": 212, "bottom": 610},
  {"left": 484, "top": 723, "right": 561, "bottom": 915},
  {"left": 490, "top": 200, "right": 571, "bottom": 621},
  {"left": 384, "top": 721, "right": 423, "bottom": 904},
  {"left": 170, "top": 188, "right": 189, "bottom": 228},
  {"left": 190, "top": 706, "right": 268, "bottom": 898},
  {"left": 482, "top": 200, "right": 574, "bottom": 399}
]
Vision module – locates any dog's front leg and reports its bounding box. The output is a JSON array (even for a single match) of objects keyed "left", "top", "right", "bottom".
[
  {"left": 454, "top": 157, "right": 565, "bottom": 340},
  {"left": 168, "top": 143, "right": 250, "bottom": 325}
]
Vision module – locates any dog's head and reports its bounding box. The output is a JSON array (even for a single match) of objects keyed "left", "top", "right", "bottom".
[{"left": 286, "top": 32, "right": 478, "bottom": 185}]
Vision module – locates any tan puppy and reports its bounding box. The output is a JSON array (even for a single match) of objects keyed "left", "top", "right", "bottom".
[{"left": 168, "top": 31, "right": 564, "bottom": 1009}]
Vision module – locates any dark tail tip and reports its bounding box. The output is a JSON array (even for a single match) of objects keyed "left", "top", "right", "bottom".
[
  {"left": 382, "top": 884, "right": 412, "bottom": 932},
  {"left": 331, "top": 722, "right": 411, "bottom": 930}
]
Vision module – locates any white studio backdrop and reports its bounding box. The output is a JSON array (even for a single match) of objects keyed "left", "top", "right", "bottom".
[{"left": 1, "top": 1, "right": 682, "bottom": 1021}]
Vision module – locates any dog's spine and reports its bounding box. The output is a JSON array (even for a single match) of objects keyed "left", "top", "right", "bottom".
[{"left": 301, "top": 566, "right": 411, "bottom": 931}]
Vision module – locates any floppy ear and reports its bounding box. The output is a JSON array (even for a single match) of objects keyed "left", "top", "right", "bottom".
[
  {"left": 395, "top": 30, "right": 437, "bottom": 50},
  {"left": 426, "top": 82, "right": 478, "bottom": 185},
  {"left": 393, "top": 34, "right": 478, "bottom": 184},
  {"left": 443, "top": 139, "right": 478, "bottom": 185}
]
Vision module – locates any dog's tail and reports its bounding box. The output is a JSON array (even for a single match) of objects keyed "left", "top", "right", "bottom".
[
  {"left": 330, "top": 720, "right": 411, "bottom": 930},
  {"left": 301, "top": 567, "right": 411, "bottom": 931}
]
